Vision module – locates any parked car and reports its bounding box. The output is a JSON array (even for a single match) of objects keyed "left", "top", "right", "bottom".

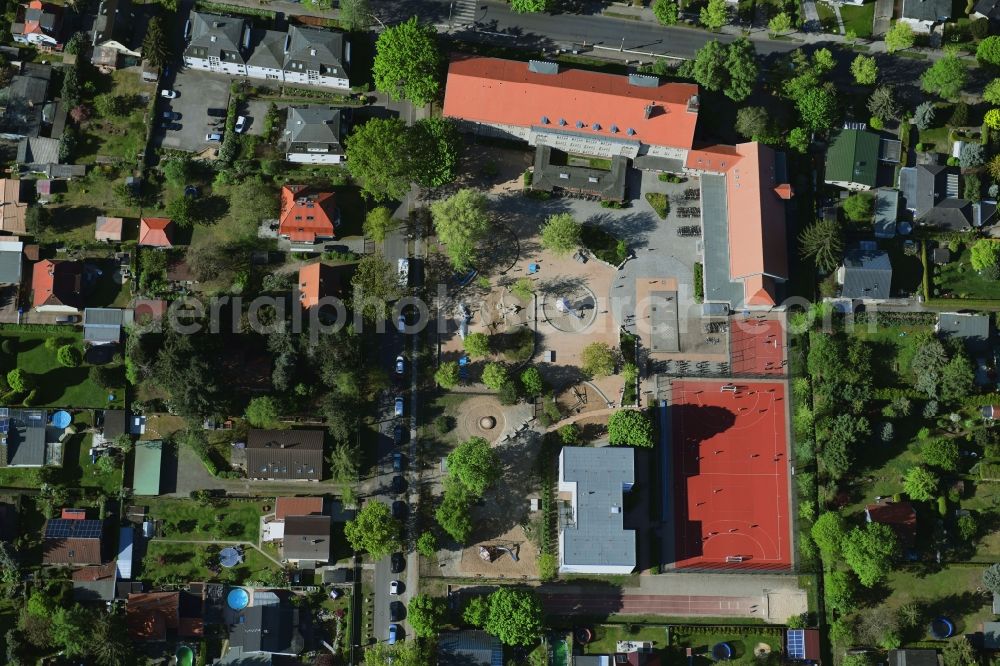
[
  {"left": 389, "top": 580, "right": 401, "bottom": 595},
  {"left": 205, "top": 132, "right": 223, "bottom": 142},
  {"left": 388, "top": 624, "right": 399, "bottom": 645},
  {"left": 160, "top": 122, "right": 181, "bottom": 131},
  {"left": 394, "top": 396, "right": 404, "bottom": 417},
  {"left": 393, "top": 452, "right": 404, "bottom": 472},
  {"left": 392, "top": 425, "right": 404, "bottom": 446},
  {"left": 392, "top": 500, "right": 407, "bottom": 519},
  {"left": 390, "top": 552, "right": 405, "bottom": 573},
  {"left": 161, "top": 111, "right": 181, "bottom": 120},
  {"left": 234, "top": 115, "right": 248, "bottom": 133},
  {"left": 397, "top": 257, "right": 409, "bottom": 287},
  {"left": 389, "top": 601, "right": 404, "bottom": 622},
  {"left": 160, "top": 89, "right": 178, "bottom": 98},
  {"left": 396, "top": 313, "right": 406, "bottom": 333},
  {"left": 207, "top": 108, "right": 227, "bottom": 117},
  {"left": 391, "top": 475, "right": 406, "bottom": 495},
  {"left": 55, "top": 315, "right": 79, "bottom": 324},
  {"left": 395, "top": 355, "right": 405, "bottom": 375}
]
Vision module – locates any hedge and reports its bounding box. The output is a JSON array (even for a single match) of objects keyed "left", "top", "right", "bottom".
[
  {"left": 980, "top": 462, "right": 1000, "bottom": 480},
  {"left": 0, "top": 323, "right": 76, "bottom": 333},
  {"left": 874, "top": 387, "right": 925, "bottom": 401},
  {"left": 693, "top": 262, "right": 704, "bottom": 303},
  {"left": 852, "top": 311, "right": 936, "bottom": 326}
]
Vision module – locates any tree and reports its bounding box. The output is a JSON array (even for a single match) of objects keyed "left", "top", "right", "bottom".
[
  {"left": 463, "top": 595, "right": 490, "bottom": 627},
  {"left": 959, "top": 142, "right": 985, "bottom": 169},
  {"left": 329, "top": 442, "right": 360, "bottom": 487},
  {"left": 410, "top": 117, "right": 462, "bottom": 188},
  {"left": 511, "top": 0, "right": 550, "bottom": 11},
  {"left": 787, "top": 127, "right": 810, "bottom": 153},
  {"left": 347, "top": 118, "right": 414, "bottom": 201},
  {"left": 69, "top": 104, "right": 91, "bottom": 123},
  {"left": 971, "top": 239, "right": 1000, "bottom": 272},
  {"left": 885, "top": 21, "right": 915, "bottom": 53},
  {"left": 373, "top": 18, "right": 441, "bottom": 105},
  {"left": 986, "top": 109, "right": 1000, "bottom": 130},
  {"left": 868, "top": 86, "right": 900, "bottom": 123},
  {"left": 364, "top": 207, "right": 395, "bottom": 243},
  {"left": 939, "top": 354, "right": 974, "bottom": 402},
  {"left": 447, "top": 437, "right": 501, "bottom": 496},
  {"left": 735, "top": 106, "right": 775, "bottom": 142},
  {"left": 958, "top": 514, "right": 977, "bottom": 541},
  {"left": 338, "top": 0, "right": 371, "bottom": 30},
  {"left": 417, "top": 531, "right": 437, "bottom": 558},
  {"left": 608, "top": 409, "right": 654, "bottom": 447},
  {"left": 407, "top": 595, "right": 447, "bottom": 638},
  {"left": 464, "top": 332, "right": 491, "bottom": 358},
  {"left": 436, "top": 479, "right": 474, "bottom": 543},
  {"left": 351, "top": 253, "right": 401, "bottom": 320},
  {"left": 229, "top": 176, "right": 278, "bottom": 236},
  {"left": 91, "top": 611, "right": 132, "bottom": 666},
  {"left": 903, "top": 466, "right": 939, "bottom": 501},
  {"left": 921, "top": 54, "right": 967, "bottom": 100},
  {"left": 811, "top": 511, "right": 847, "bottom": 559},
  {"left": 56, "top": 345, "right": 82, "bottom": 367},
  {"left": 799, "top": 219, "right": 843, "bottom": 272},
  {"left": 914, "top": 101, "right": 936, "bottom": 130},
  {"left": 978, "top": 35, "right": 1000, "bottom": 66},
  {"left": 723, "top": 38, "right": 757, "bottom": 102},
  {"left": 520, "top": 367, "right": 544, "bottom": 397},
  {"left": 435, "top": 361, "right": 460, "bottom": 389},
  {"left": 50, "top": 605, "right": 91, "bottom": 658},
  {"left": 364, "top": 643, "right": 424, "bottom": 666},
  {"left": 843, "top": 522, "right": 898, "bottom": 587},
  {"left": 245, "top": 396, "right": 281, "bottom": 428},
  {"left": 700, "top": 0, "right": 728, "bottom": 30},
  {"left": 768, "top": 11, "right": 792, "bottom": 35},
  {"left": 692, "top": 40, "right": 727, "bottom": 92},
  {"left": 481, "top": 363, "right": 510, "bottom": 391},
  {"left": 843, "top": 193, "right": 873, "bottom": 221},
  {"left": 581, "top": 342, "right": 616, "bottom": 378},
  {"left": 343, "top": 501, "right": 401, "bottom": 557},
  {"left": 851, "top": 54, "right": 878, "bottom": 85},
  {"left": 825, "top": 570, "right": 857, "bottom": 611},
  {"left": 984, "top": 563, "right": 1000, "bottom": 594},
  {"left": 540, "top": 213, "right": 582, "bottom": 256},
  {"left": 652, "top": 0, "right": 679, "bottom": 25},
  {"left": 163, "top": 157, "right": 194, "bottom": 187},
  {"left": 165, "top": 196, "right": 202, "bottom": 228},
  {"left": 485, "top": 588, "right": 544, "bottom": 646},
  {"left": 943, "top": 636, "right": 978, "bottom": 666},
  {"left": 431, "top": 189, "right": 491, "bottom": 270},
  {"left": 985, "top": 79, "right": 1000, "bottom": 104},
  {"left": 923, "top": 439, "right": 960, "bottom": 471},
  {"left": 990, "top": 155, "right": 1000, "bottom": 181},
  {"left": 142, "top": 16, "right": 169, "bottom": 68},
  {"left": 797, "top": 87, "right": 838, "bottom": 131},
  {"left": 813, "top": 48, "right": 835, "bottom": 73}
]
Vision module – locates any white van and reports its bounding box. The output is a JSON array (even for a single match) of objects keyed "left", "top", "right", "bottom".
[{"left": 397, "top": 258, "right": 409, "bottom": 287}]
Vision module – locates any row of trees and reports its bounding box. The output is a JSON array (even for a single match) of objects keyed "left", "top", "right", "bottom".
[{"left": 397, "top": 587, "right": 545, "bottom": 647}]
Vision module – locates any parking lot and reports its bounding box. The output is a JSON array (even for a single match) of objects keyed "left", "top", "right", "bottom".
[{"left": 152, "top": 69, "right": 232, "bottom": 153}]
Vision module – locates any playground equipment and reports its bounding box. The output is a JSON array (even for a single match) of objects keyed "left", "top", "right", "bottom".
[{"left": 478, "top": 544, "right": 520, "bottom": 563}]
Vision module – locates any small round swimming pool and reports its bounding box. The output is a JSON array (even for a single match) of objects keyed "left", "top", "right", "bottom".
[
  {"left": 227, "top": 587, "right": 249, "bottom": 611},
  {"left": 51, "top": 410, "right": 71, "bottom": 429}
]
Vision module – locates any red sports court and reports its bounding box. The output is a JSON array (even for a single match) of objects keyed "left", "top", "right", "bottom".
[
  {"left": 730, "top": 318, "right": 785, "bottom": 376},
  {"left": 670, "top": 379, "right": 792, "bottom": 570}
]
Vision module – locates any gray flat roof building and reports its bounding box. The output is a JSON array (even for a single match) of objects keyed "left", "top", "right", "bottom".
[
  {"left": 282, "top": 515, "right": 331, "bottom": 564},
  {"left": 557, "top": 446, "right": 635, "bottom": 574},
  {"left": 0, "top": 241, "right": 23, "bottom": 284},
  {"left": 84, "top": 307, "right": 124, "bottom": 344},
  {"left": 1, "top": 408, "right": 49, "bottom": 467},
  {"left": 936, "top": 312, "right": 990, "bottom": 355},
  {"left": 439, "top": 631, "right": 503, "bottom": 666},
  {"left": 840, "top": 248, "right": 892, "bottom": 300},
  {"left": 874, "top": 188, "right": 899, "bottom": 238}
]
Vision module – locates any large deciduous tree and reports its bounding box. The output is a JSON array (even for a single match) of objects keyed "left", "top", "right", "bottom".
[
  {"left": 691, "top": 40, "right": 727, "bottom": 92},
  {"left": 431, "top": 189, "right": 491, "bottom": 270},
  {"left": 410, "top": 117, "right": 462, "bottom": 188},
  {"left": 921, "top": 54, "right": 967, "bottom": 100},
  {"left": 811, "top": 511, "right": 847, "bottom": 559},
  {"left": 350, "top": 252, "right": 402, "bottom": 320},
  {"left": 885, "top": 21, "right": 915, "bottom": 53},
  {"left": 977, "top": 35, "right": 1000, "bottom": 66},
  {"left": 447, "top": 436, "right": 501, "bottom": 496},
  {"left": 842, "top": 522, "right": 898, "bottom": 587},
  {"left": 851, "top": 54, "right": 878, "bottom": 85},
  {"left": 436, "top": 478, "right": 474, "bottom": 543},
  {"left": 485, "top": 588, "right": 545, "bottom": 646},
  {"left": 407, "top": 595, "right": 448, "bottom": 638},
  {"left": 608, "top": 410, "right": 655, "bottom": 447},
  {"left": 723, "top": 38, "right": 757, "bottom": 102},
  {"left": 338, "top": 0, "right": 371, "bottom": 30},
  {"left": 347, "top": 118, "right": 414, "bottom": 201},
  {"left": 540, "top": 213, "right": 582, "bottom": 256},
  {"left": 373, "top": 18, "right": 441, "bottom": 105},
  {"left": 903, "top": 466, "right": 939, "bottom": 501},
  {"left": 699, "top": 0, "right": 728, "bottom": 30},
  {"left": 343, "top": 500, "right": 401, "bottom": 557},
  {"left": 510, "top": 0, "right": 551, "bottom": 12},
  {"left": 581, "top": 342, "right": 616, "bottom": 378},
  {"left": 652, "top": 0, "right": 679, "bottom": 25}
]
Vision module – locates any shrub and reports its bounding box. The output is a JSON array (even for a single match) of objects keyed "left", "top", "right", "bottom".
[
  {"left": 644, "top": 192, "right": 670, "bottom": 219},
  {"left": 434, "top": 415, "right": 453, "bottom": 435},
  {"left": 693, "top": 263, "right": 704, "bottom": 303},
  {"left": 958, "top": 513, "right": 977, "bottom": 541},
  {"left": 558, "top": 423, "right": 581, "bottom": 445},
  {"left": 880, "top": 422, "right": 894, "bottom": 442},
  {"left": 497, "top": 381, "right": 518, "bottom": 405},
  {"left": 56, "top": 345, "right": 83, "bottom": 368}
]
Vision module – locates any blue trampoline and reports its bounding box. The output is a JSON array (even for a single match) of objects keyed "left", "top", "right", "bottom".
[
  {"left": 219, "top": 547, "right": 243, "bottom": 569},
  {"left": 227, "top": 587, "right": 249, "bottom": 611},
  {"left": 930, "top": 617, "right": 955, "bottom": 639},
  {"left": 711, "top": 643, "right": 733, "bottom": 661},
  {"left": 51, "top": 411, "right": 71, "bottom": 429}
]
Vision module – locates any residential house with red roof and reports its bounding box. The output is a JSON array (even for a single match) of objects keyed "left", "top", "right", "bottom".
[
  {"left": 11, "top": 1, "right": 62, "bottom": 51},
  {"left": 264, "top": 496, "right": 325, "bottom": 542},
  {"left": 31, "top": 258, "right": 84, "bottom": 312},
  {"left": 685, "top": 142, "right": 792, "bottom": 309},
  {"left": 279, "top": 185, "right": 338, "bottom": 244},
  {"left": 127, "top": 591, "right": 204, "bottom": 641},
  {"left": 0, "top": 180, "right": 29, "bottom": 236},
  {"left": 443, "top": 56, "right": 699, "bottom": 161},
  {"left": 298, "top": 262, "right": 340, "bottom": 309},
  {"left": 866, "top": 500, "right": 917, "bottom": 548},
  {"left": 138, "top": 217, "right": 174, "bottom": 248},
  {"left": 42, "top": 514, "right": 104, "bottom": 566}
]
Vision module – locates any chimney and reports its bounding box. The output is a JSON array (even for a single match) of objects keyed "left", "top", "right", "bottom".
[{"left": 644, "top": 104, "right": 654, "bottom": 119}]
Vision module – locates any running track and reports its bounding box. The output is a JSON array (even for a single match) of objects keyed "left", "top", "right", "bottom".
[{"left": 539, "top": 592, "right": 759, "bottom": 617}]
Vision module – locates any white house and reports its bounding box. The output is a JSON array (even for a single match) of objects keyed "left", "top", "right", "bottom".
[
  {"left": 282, "top": 106, "right": 344, "bottom": 164},
  {"left": 245, "top": 28, "right": 286, "bottom": 82},
  {"left": 557, "top": 446, "right": 636, "bottom": 575},
  {"left": 183, "top": 12, "right": 247, "bottom": 76},
  {"left": 11, "top": 1, "right": 62, "bottom": 50},
  {"left": 899, "top": 0, "right": 952, "bottom": 32},
  {"left": 281, "top": 25, "right": 350, "bottom": 90}
]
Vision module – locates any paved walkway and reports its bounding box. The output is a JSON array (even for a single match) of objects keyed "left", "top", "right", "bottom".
[
  {"left": 539, "top": 591, "right": 760, "bottom": 617},
  {"left": 799, "top": 0, "right": 821, "bottom": 31}
]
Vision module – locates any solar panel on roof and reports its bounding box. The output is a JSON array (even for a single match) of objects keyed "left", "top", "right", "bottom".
[
  {"left": 787, "top": 629, "right": 805, "bottom": 659},
  {"left": 45, "top": 519, "right": 102, "bottom": 539}
]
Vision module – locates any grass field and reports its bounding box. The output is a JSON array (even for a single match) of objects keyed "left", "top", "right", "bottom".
[
  {"left": 142, "top": 541, "right": 279, "bottom": 586},
  {"left": 933, "top": 245, "right": 1000, "bottom": 300},
  {"left": 840, "top": 2, "right": 875, "bottom": 37},
  {"left": 77, "top": 69, "right": 155, "bottom": 163},
  {"left": 147, "top": 497, "right": 263, "bottom": 542},
  {"left": 0, "top": 331, "right": 123, "bottom": 408},
  {"left": 670, "top": 625, "right": 784, "bottom": 664},
  {"left": 40, "top": 166, "right": 140, "bottom": 245},
  {"left": 583, "top": 625, "right": 669, "bottom": 654},
  {"left": 815, "top": 2, "right": 839, "bottom": 32}
]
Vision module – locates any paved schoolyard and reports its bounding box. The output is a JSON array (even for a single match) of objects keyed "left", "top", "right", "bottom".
[{"left": 153, "top": 70, "right": 231, "bottom": 153}]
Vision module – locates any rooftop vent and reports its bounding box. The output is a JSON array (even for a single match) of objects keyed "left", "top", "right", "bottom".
[
  {"left": 627, "top": 128, "right": 636, "bottom": 136},
  {"left": 528, "top": 60, "right": 560, "bottom": 75},
  {"left": 643, "top": 104, "right": 655, "bottom": 119},
  {"left": 559, "top": 173, "right": 569, "bottom": 179},
  {"left": 610, "top": 506, "right": 622, "bottom": 514},
  {"left": 559, "top": 118, "right": 567, "bottom": 126},
  {"left": 687, "top": 95, "right": 700, "bottom": 113},
  {"left": 576, "top": 120, "right": 584, "bottom": 128},
  {"left": 592, "top": 122, "right": 601, "bottom": 131},
  {"left": 628, "top": 73, "right": 660, "bottom": 88},
  {"left": 610, "top": 124, "right": 619, "bottom": 133},
  {"left": 541, "top": 116, "right": 549, "bottom": 124}
]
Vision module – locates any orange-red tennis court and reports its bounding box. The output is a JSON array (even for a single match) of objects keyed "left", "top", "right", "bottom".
[
  {"left": 670, "top": 379, "right": 792, "bottom": 571},
  {"left": 729, "top": 318, "right": 785, "bottom": 376}
]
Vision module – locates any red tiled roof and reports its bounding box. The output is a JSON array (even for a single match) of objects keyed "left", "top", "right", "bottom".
[
  {"left": 42, "top": 537, "right": 102, "bottom": 565},
  {"left": 298, "top": 262, "right": 340, "bottom": 309},
  {"left": 275, "top": 496, "right": 325, "bottom": 520},
  {"left": 127, "top": 592, "right": 179, "bottom": 641},
  {"left": 133, "top": 298, "right": 167, "bottom": 321},
  {"left": 139, "top": 217, "right": 174, "bottom": 248},
  {"left": 867, "top": 501, "right": 917, "bottom": 547},
  {"left": 31, "top": 259, "right": 83, "bottom": 309},
  {"left": 72, "top": 561, "right": 115, "bottom": 582},
  {"left": 443, "top": 56, "right": 699, "bottom": 151},
  {"left": 62, "top": 508, "right": 87, "bottom": 520},
  {"left": 279, "top": 185, "right": 337, "bottom": 243},
  {"left": 95, "top": 216, "right": 123, "bottom": 241}
]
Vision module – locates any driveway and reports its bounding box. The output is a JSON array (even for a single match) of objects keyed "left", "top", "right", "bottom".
[
  {"left": 873, "top": 0, "right": 893, "bottom": 36},
  {"left": 153, "top": 70, "right": 232, "bottom": 153}
]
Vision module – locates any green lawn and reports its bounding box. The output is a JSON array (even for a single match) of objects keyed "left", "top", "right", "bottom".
[
  {"left": 581, "top": 224, "right": 628, "bottom": 265},
  {"left": 932, "top": 245, "right": 1000, "bottom": 300},
  {"left": 669, "top": 625, "right": 784, "bottom": 664},
  {"left": 840, "top": 2, "right": 875, "bottom": 37},
  {"left": 583, "top": 625, "right": 669, "bottom": 654},
  {"left": 815, "top": 1, "right": 840, "bottom": 32},
  {"left": 147, "top": 497, "right": 263, "bottom": 542},
  {"left": 76, "top": 69, "right": 155, "bottom": 163},
  {"left": 881, "top": 564, "right": 993, "bottom": 636},
  {"left": 61, "top": 432, "right": 123, "bottom": 493},
  {"left": 0, "top": 332, "right": 123, "bottom": 408},
  {"left": 39, "top": 166, "right": 140, "bottom": 245},
  {"left": 142, "top": 541, "right": 279, "bottom": 586}
]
